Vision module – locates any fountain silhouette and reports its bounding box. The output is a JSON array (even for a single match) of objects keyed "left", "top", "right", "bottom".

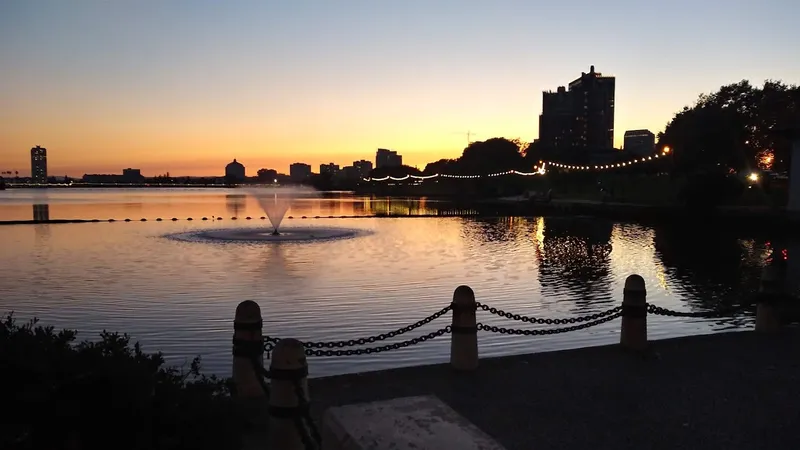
[
  {"left": 247, "top": 186, "right": 316, "bottom": 234},
  {"left": 166, "top": 186, "right": 366, "bottom": 243}
]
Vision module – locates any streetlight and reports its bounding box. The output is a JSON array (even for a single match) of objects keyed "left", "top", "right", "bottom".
[
  {"left": 662, "top": 146, "right": 671, "bottom": 154},
  {"left": 747, "top": 172, "right": 760, "bottom": 183}
]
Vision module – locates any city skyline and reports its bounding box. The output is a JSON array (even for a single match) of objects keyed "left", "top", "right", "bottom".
[{"left": 2, "top": 1, "right": 799, "bottom": 176}]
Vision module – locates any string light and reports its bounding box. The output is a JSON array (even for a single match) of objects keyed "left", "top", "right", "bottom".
[{"left": 363, "top": 149, "right": 668, "bottom": 182}]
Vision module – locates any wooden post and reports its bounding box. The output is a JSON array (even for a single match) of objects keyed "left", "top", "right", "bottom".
[
  {"left": 756, "top": 265, "right": 784, "bottom": 333},
  {"left": 233, "top": 300, "right": 265, "bottom": 397},
  {"left": 620, "top": 274, "right": 647, "bottom": 350},
  {"left": 450, "top": 285, "right": 478, "bottom": 371},
  {"left": 268, "top": 338, "right": 311, "bottom": 450}
]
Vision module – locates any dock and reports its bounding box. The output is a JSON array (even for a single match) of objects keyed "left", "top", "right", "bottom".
[{"left": 308, "top": 330, "right": 800, "bottom": 449}]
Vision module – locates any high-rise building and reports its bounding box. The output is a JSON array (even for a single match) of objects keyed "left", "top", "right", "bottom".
[
  {"left": 30, "top": 146, "right": 48, "bottom": 184},
  {"left": 539, "top": 66, "right": 616, "bottom": 162},
  {"left": 289, "top": 162, "right": 312, "bottom": 181},
  {"left": 376, "top": 149, "right": 402, "bottom": 168},
  {"left": 353, "top": 160, "right": 373, "bottom": 178},
  {"left": 320, "top": 163, "right": 340, "bottom": 175},
  {"left": 623, "top": 130, "right": 656, "bottom": 156}
]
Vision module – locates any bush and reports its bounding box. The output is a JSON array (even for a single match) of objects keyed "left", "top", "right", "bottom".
[
  {"left": 0, "top": 315, "right": 245, "bottom": 450},
  {"left": 678, "top": 172, "right": 745, "bottom": 209}
]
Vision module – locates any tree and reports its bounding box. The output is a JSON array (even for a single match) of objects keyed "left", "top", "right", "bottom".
[
  {"left": 369, "top": 164, "right": 422, "bottom": 179},
  {"left": 659, "top": 80, "right": 800, "bottom": 174},
  {"left": 457, "top": 138, "right": 528, "bottom": 174},
  {"left": 257, "top": 168, "right": 278, "bottom": 183},
  {"left": 423, "top": 158, "right": 458, "bottom": 175}
]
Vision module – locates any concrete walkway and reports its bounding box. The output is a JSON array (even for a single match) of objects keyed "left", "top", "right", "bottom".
[{"left": 309, "top": 330, "right": 800, "bottom": 450}]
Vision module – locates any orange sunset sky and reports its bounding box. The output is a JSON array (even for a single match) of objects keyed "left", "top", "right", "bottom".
[{"left": 2, "top": 1, "right": 798, "bottom": 177}]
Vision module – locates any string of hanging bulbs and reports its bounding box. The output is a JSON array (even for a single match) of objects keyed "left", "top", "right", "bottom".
[{"left": 363, "top": 148, "right": 671, "bottom": 182}]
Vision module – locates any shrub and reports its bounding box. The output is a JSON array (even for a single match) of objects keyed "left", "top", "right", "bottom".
[{"left": 0, "top": 315, "right": 245, "bottom": 450}]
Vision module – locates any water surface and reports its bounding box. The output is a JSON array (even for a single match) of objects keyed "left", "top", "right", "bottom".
[{"left": 0, "top": 188, "right": 783, "bottom": 377}]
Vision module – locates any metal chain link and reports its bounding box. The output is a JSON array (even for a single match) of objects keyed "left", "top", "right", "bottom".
[
  {"left": 476, "top": 301, "right": 622, "bottom": 325},
  {"left": 477, "top": 311, "right": 622, "bottom": 335},
  {"left": 305, "top": 326, "right": 452, "bottom": 357},
  {"left": 647, "top": 303, "right": 749, "bottom": 319},
  {"left": 263, "top": 305, "right": 451, "bottom": 351}
]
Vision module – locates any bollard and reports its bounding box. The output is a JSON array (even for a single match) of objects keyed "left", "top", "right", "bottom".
[
  {"left": 232, "top": 300, "right": 266, "bottom": 398},
  {"left": 756, "top": 265, "right": 785, "bottom": 333},
  {"left": 450, "top": 285, "right": 478, "bottom": 371},
  {"left": 268, "top": 338, "right": 311, "bottom": 450},
  {"left": 620, "top": 274, "right": 647, "bottom": 350}
]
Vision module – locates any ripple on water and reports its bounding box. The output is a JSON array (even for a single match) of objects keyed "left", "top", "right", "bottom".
[{"left": 0, "top": 195, "right": 769, "bottom": 378}]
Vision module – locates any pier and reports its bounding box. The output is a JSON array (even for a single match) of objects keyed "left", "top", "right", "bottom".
[{"left": 232, "top": 271, "right": 800, "bottom": 449}]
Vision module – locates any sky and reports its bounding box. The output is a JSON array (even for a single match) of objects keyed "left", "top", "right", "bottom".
[{"left": 1, "top": 0, "right": 799, "bottom": 177}]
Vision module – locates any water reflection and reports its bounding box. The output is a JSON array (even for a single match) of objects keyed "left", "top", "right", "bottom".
[
  {"left": 226, "top": 194, "right": 247, "bottom": 217},
  {"left": 654, "top": 228, "right": 767, "bottom": 306},
  {"left": 33, "top": 204, "right": 50, "bottom": 221},
  {"left": 1, "top": 189, "right": 791, "bottom": 378},
  {"left": 536, "top": 217, "right": 614, "bottom": 307}
]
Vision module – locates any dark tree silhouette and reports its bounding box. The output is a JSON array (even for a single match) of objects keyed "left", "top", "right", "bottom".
[
  {"left": 423, "top": 158, "right": 458, "bottom": 175},
  {"left": 459, "top": 138, "right": 527, "bottom": 174},
  {"left": 369, "top": 164, "right": 422, "bottom": 179},
  {"left": 659, "top": 80, "right": 800, "bottom": 174},
  {"left": 257, "top": 168, "right": 278, "bottom": 182}
]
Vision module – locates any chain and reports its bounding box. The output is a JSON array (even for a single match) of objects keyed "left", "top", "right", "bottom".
[
  {"left": 305, "top": 327, "right": 451, "bottom": 357},
  {"left": 477, "top": 311, "right": 622, "bottom": 335},
  {"left": 476, "top": 302, "right": 622, "bottom": 325},
  {"left": 647, "top": 303, "right": 748, "bottom": 319},
  {"left": 264, "top": 305, "right": 451, "bottom": 351},
  {"left": 292, "top": 379, "right": 321, "bottom": 449}
]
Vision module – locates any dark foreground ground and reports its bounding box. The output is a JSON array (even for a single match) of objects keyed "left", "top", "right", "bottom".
[{"left": 308, "top": 330, "right": 800, "bottom": 450}]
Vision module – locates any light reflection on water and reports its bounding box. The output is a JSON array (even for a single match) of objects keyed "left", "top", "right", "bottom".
[{"left": 0, "top": 189, "right": 783, "bottom": 377}]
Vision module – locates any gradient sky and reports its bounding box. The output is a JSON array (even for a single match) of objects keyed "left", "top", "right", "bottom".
[{"left": 1, "top": 0, "right": 798, "bottom": 176}]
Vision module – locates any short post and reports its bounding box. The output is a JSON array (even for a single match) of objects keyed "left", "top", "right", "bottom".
[
  {"left": 268, "top": 338, "right": 311, "bottom": 450},
  {"left": 756, "top": 265, "right": 785, "bottom": 333},
  {"left": 232, "top": 300, "right": 265, "bottom": 398},
  {"left": 450, "top": 285, "right": 478, "bottom": 371},
  {"left": 620, "top": 274, "right": 647, "bottom": 350}
]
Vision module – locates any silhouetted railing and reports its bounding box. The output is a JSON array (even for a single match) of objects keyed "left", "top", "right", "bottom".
[{"left": 231, "top": 267, "right": 798, "bottom": 449}]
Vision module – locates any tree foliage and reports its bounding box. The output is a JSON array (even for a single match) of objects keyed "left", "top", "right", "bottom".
[
  {"left": 1, "top": 315, "right": 242, "bottom": 450},
  {"left": 659, "top": 80, "right": 800, "bottom": 173},
  {"left": 422, "top": 138, "right": 530, "bottom": 175}
]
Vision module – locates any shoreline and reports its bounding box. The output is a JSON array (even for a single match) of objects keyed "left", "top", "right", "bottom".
[{"left": 307, "top": 329, "right": 800, "bottom": 449}]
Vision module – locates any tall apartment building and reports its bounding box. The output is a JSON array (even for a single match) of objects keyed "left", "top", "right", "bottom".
[
  {"left": 538, "top": 66, "right": 616, "bottom": 162},
  {"left": 30, "top": 145, "right": 48, "bottom": 184}
]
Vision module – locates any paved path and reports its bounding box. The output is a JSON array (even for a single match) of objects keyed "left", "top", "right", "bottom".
[{"left": 309, "top": 330, "right": 800, "bottom": 450}]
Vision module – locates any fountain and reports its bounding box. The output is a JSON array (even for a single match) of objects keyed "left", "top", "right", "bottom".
[
  {"left": 250, "top": 186, "right": 306, "bottom": 235},
  {"left": 166, "top": 186, "right": 365, "bottom": 243}
]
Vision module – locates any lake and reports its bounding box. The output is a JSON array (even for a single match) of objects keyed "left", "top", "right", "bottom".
[{"left": 0, "top": 188, "right": 784, "bottom": 377}]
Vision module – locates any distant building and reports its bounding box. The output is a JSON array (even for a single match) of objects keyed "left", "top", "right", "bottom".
[
  {"left": 340, "top": 166, "right": 359, "bottom": 180},
  {"left": 122, "top": 168, "right": 145, "bottom": 183},
  {"left": 353, "top": 159, "right": 373, "bottom": 178},
  {"left": 82, "top": 169, "right": 144, "bottom": 184},
  {"left": 320, "top": 163, "right": 340, "bottom": 175},
  {"left": 225, "top": 159, "right": 246, "bottom": 182},
  {"left": 376, "top": 149, "right": 402, "bottom": 169},
  {"left": 289, "top": 162, "right": 312, "bottom": 181},
  {"left": 30, "top": 146, "right": 48, "bottom": 184},
  {"left": 623, "top": 129, "right": 656, "bottom": 156},
  {"left": 539, "top": 66, "right": 616, "bottom": 162}
]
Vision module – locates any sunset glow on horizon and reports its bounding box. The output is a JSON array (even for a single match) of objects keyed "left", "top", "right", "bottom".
[{"left": 2, "top": 0, "right": 798, "bottom": 177}]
